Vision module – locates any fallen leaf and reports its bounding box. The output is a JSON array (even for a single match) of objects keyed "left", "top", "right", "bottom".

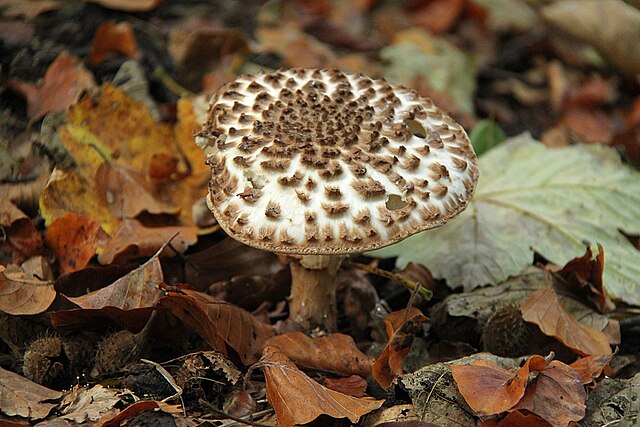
[
  {"left": 265, "top": 331, "right": 373, "bottom": 377},
  {"left": 58, "top": 385, "right": 121, "bottom": 423},
  {"left": 45, "top": 212, "right": 102, "bottom": 274},
  {"left": 260, "top": 345, "right": 383, "bottom": 426},
  {"left": 97, "top": 219, "right": 198, "bottom": 264},
  {"left": 0, "top": 256, "right": 55, "bottom": 315},
  {"left": 373, "top": 307, "right": 428, "bottom": 389},
  {"left": 558, "top": 244, "right": 613, "bottom": 313},
  {"left": 451, "top": 355, "right": 548, "bottom": 416},
  {"left": 65, "top": 248, "right": 164, "bottom": 310},
  {"left": 570, "top": 354, "right": 612, "bottom": 384},
  {"left": 513, "top": 360, "right": 586, "bottom": 427},
  {"left": 96, "top": 400, "right": 183, "bottom": 427},
  {"left": 95, "top": 162, "right": 181, "bottom": 219},
  {"left": 579, "top": 374, "right": 640, "bottom": 426},
  {"left": 409, "top": 0, "right": 465, "bottom": 34},
  {"left": 160, "top": 287, "right": 274, "bottom": 365},
  {"left": 542, "top": 0, "right": 640, "bottom": 75},
  {"left": 373, "top": 134, "right": 640, "bottom": 306},
  {"left": 471, "top": 0, "right": 538, "bottom": 33},
  {"left": 88, "top": 21, "right": 139, "bottom": 65},
  {"left": 559, "top": 107, "right": 613, "bottom": 144},
  {"left": 469, "top": 119, "right": 506, "bottom": 156},
  {"left": 478, "top": 410, "right": 552, "bottom": 427},
  {"left": 83, "top": 0, "right": 160, "bottom": 12},
  {"left": 520, "top": 287, "right": 612, "bottom": 356},
  {"left": 320, "top": 375, "right": 368, "bottom": 398},
  {"left": 3, "top": 215, "right": 43, "bottom": 261},
  {"left": 8, "top": 51, "right": 96, "bottom": 123},
  {"left": 0, "top": 366, "right": 62, "bottom": 419},
  {"left": 0, "top": 0, "right": 61, "bottom": 19}
]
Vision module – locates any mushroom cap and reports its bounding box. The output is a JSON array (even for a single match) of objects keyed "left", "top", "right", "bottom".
[{"left": 197, "top": 68, "right": 479, "bottom": 255}]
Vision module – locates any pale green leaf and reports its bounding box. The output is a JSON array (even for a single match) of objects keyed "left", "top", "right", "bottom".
[
  {"left": 371, "top": 134, "right": 640, "bottom": 305},
  {"left": 469, "top": 119, "right": 505, "bottom": 156}
]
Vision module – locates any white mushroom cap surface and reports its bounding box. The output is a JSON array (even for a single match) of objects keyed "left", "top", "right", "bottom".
[{"left": 197, "top": 68, "right": 479, "bottom": 255}]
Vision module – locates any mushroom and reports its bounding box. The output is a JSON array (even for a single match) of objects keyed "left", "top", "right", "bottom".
[{"left": 196, "top": 68, "right": 479, "bottom": 331}]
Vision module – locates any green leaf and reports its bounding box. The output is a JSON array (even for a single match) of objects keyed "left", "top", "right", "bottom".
[
  {"left": 469, "top": 119, "right": 505, "bottom": 156},
  {"left": 370, "top": 134, "right": 640, "bottom": 305}
]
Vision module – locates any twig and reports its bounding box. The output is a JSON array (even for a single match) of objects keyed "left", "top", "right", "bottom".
[
  {"left": 198, "top": 399, "right": 275, "bottom": 427},
  {"left": 342, "top": 260, "right": 433, "bottom": 300}
]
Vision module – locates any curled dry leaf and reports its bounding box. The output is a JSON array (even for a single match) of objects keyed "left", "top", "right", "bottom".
[
  {"left": 320, "top": 375, "right": 368, "bottom": 398},
  {"left": 160, "top": 287, "right": 274, "bottom": 365},
  {"left": 97, "top": 219, "right": 198, "bottom": 265},
  {"left": 65, "top": 248, "right": 164, "bottom": 311},
  {"left": 520, "top": 287, "right": 612, "bottom": 356},
  {"left": 265, "top": 331, "right": 373, "bottom": 377},
  {"left": 569, "top": 354, "right": 613, "bottom": 385},
  {"left": 513, "top": 361, "right": 586, "bottom": 427},
  {"left": 45, "top": 212, "right": 102, "bottom": 274},
  {"left": 372, "top": 307, "right": 428, "bottom": 389},
  {"left": 8, "top": 51, "right": 96, "bottom": 123},
  {"left": 88, "top": 21, "right": 139, "bottom": 65},
  {"left": 260, "top": 345, "right": 383, "bottom": 426},
  {"left": 0, "top": 256, "right": 55, "bottom": 315},
  {"left": 450, "top": 354, "right": 549, "bottom": 416},
  {"left": 558, "top": 244, "right": 613, "bottom": 313},
  {"left": 0, "top": 366, "right": 62, "bottom": 419}
]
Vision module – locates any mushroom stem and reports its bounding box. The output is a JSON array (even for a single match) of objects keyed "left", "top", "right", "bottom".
[{"left": 288, "top": 255, "right": 343, "bottom": 332}]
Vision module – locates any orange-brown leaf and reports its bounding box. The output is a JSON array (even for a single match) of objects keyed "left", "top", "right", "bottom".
[
  {"left": 84, "top": 0, "right": 161, "bottom": 12},
  {"left": 95, "top": 162, "right": 181, "bottom": 219},
  {"left": 65, "top": 250, "right": 163, "bottom": 310},
  {"left": 478, "top": 410, "right": 553, "bottom": 427},
  {"left": 46, "top": 212, "right": 102, "bottom": 274},
  {"left": 451, "top": 355, "right": 549, "bottom": 416},
  {"left": 8, "top": 51, "right": 95, "bottom": 122},
  {"left": 513, "top": 360, "right": 586, "bottom": 427},
  {"left": 0, "top": 256, "right": 55, "bottom": 315},
  {"left": 97, "top": 219, "right": 197, "bottom": 264},
  {"left": 88, "top": 21, "right": 138, "bottom": 64},
  {"left": 265, "top": 331, "right": 373, "bottom": 377},
  {"left": 559, "top": 244, "right": 613, "bottom": 313},
  {"left": 260, "top": 345, "right": 383, "bottom": 426},
  {"left": 520, "top": 287, "right": 612, "bottom": 356},
  {"left": 320, "top": 375, "right": 368, "bottom": 398},
  {"left": 160, "top": 287, "right": 274, "bottom": 365},
  {"left": 372, "top": 307, "right": 427, "bottom": 389},
  {"left": 569, "top": 354, "right": 612, "bottom": 384}
]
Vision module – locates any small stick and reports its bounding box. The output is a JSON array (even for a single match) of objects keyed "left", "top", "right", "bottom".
[{"left": 342, "top": 260, "right": 433, "bottom": 300}]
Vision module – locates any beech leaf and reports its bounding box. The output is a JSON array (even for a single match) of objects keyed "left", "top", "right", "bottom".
[
  {"left": 0, "top": 256, "right": 55, "bottom": 315},
  {"left": 520, "top": 288, "right": 612, "bottom": 356},
  {"left": 160, "top": 287, "right": 274, "bottom": 365},
  {"left": 260, "top": 345, "right": 383, "bottom": 426},
  {"left": 45, "top": 212, "right": 102, "bottom": 274},
  {"left": 372, "top": 134, "right": 640, "bottom": 305},
  {"left": 265, "top": 331, "right": 373, "bottom": 377},
  {"left": 0, "top": 366, "right": 62, "bottom": 419}
]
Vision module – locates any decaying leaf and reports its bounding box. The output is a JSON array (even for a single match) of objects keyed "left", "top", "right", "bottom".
[
  {"left": 88, "top": 21, "right": 139, "bottom": 64},
  {"left": 160, "top": 287, "right": 274, "bottom": 365},
  {"left": 372, "top": 307, "right": 428, "bottom": 389},
  {"left": 260, "top": 345, "right": 383, "bottom": 426},
  {"left": 570, "top": 354, "right": 612, "bottom": 385},
  {"left": 45, "top": 212, "right": 102, "bottom": 274},
  {"left": 8, "top": 51, "right": 96, "bottom": 123},
  {"left": 0, "top": 366, "right": 62, "bottom": 419},
  {"left": 0, "top": 256, "right": 55, "bottom": 315},
  {"left": 58, "top": 384, "right": 121, "bottom": 423},
  {"left": 373, "top": 134, "right": 640, "bottom": 306},
  {"left": 450, "top": 355, "right": 548, "bottom": 416},
  {"left": 520, "top": 287, "right": 612, "bottom": 356},
  {"left": 265, "top": 331, "right": 373, "bottom": 377}
]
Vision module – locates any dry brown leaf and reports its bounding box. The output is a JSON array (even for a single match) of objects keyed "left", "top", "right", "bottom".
[
  {"left": 8, "top": 51, "right": 96, "bottom": 123},
  {"left": 95, "top": 162, "right": 181, "bottom": 219},
  {"left": 478, "top": 410, "right": 553, "bottom": 427},
  {"left": 0, "top": 0, "right": 61, "bottom": 19},
  {"left": 57, "top": 384, "right": 121, "bottom": 423},
  {"left": 88, "top": 21, "right": 139, "bottom": 64},
  {"left": 409, "top": 0, "right": 465, "bottom": 34},
  {"left": 260, "top": 345, "right": 383, "bottom": 426},
  {"left": 320, "top": 375, "right": 368, "bottom": 398},
  {"left": 0, "top": 366, "right": 62, "bottom": 419},
  {"left": 83, "top": 0, "right": 161, "bottom": 12},
  {"left": 65, "top": 248, "right": 163, "bottom": 310},
  {"left": 0, "top": 256, "right": 55, "bottom": 315},
  {"left": 45, "top": 212, "right": 102, "bottom": 274},
  {"left": 97, "top": 219, "right": 197, "bottom": 265},
  {"left": 520, "top": 287, "right": 612, "bottom": 356},
  {"left": 559, "top": 107, "right": 613, "bottom": 144},
  {"left": 558, "top": 243, "right": 613, "bottom": 313},
  {"left": 372, "top": 307, "right": 427, "bottom": 389},
  {"left": 160, "top": 287, "right": 274, "bottom": 365},
  {"left": 450, "top": 355, "right": 549, "bottom": 416},
  {"left": 569, "top": 354, "right": 612, "bottom": 384},
  {"left": 513, "top": 360, "right": 586, "bottom": 427},
  {"left": 95, "top": 400, "right": 183, "bottom": 427},
  {"left": 265, "top": 331, "right": 373, "bottom": 377}
]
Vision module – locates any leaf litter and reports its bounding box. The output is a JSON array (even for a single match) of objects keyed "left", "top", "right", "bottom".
[{"left": 1, "top": 0, "right": 640, "bottom": 426}]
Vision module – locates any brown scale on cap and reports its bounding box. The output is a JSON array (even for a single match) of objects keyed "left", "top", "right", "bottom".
[{"left": 197, "top": 68, "right": 479, "bottom": 254}]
